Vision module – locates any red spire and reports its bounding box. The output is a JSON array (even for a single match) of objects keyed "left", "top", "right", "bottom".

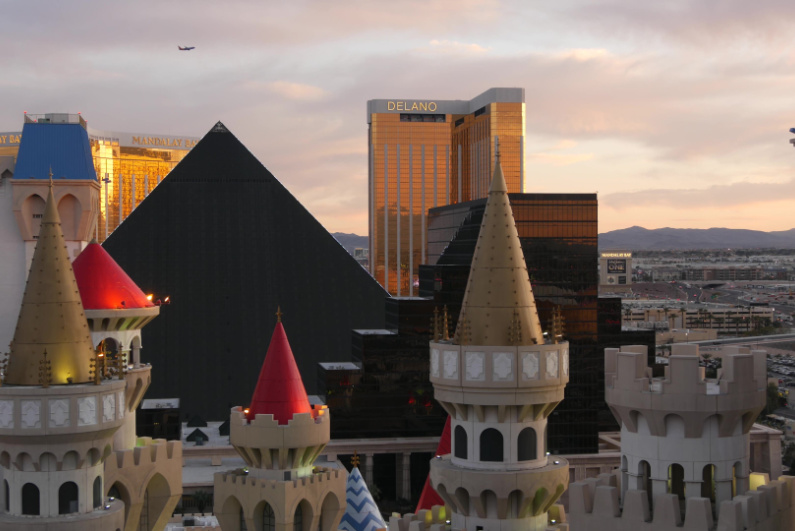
[
  {"left": 247, "top": 322, "right": 312, "bottom": 424},
  {"left": 416, "top": 416, "right": 451, "bottom": 512},
  {"left": 73, "top": 243, "right": 155, "bottom": 310}
]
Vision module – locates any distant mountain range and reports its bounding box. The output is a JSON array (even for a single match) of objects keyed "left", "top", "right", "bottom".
[
  {"left": 332, "top": 232, "right": 368, "bottom": 255},
  {"left": 334, "top": 227, "right": 795, "bottom": 254},
  {"left": 599, "top": 226, "right": 795, "bottom": 251}
]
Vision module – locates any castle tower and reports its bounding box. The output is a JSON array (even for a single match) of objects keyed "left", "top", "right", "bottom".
[
  {"left": 214, "top": 315, "right": 347, "bottom": 531},
  {"left": 568, "top": 343, "right": 795, "bottom": 530},
  {"left": 72, "top": 242, "right": 182, "bottom": 531},
  {"left": 1, "top": 113, "right": 100, "bottom": 366},
  {"left": 0, "top": 185, "right": 125, "bottom": 529},
  {"left": 428, "top": 161, "right": 570, "bottom": 531}
]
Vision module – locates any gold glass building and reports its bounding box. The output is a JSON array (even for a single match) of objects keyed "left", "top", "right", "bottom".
[
  {"left": 0, "top": 114, "right": 199, "bottom": 241},
  {"left": 367, "top": 88, "right": 525, "bottom": 296}
]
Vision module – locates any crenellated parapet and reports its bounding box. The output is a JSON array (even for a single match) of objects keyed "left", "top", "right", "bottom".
[
  {"left": 103, "top": 436, "right": 182, "bottom": 531},
  {"left": 387, "top": 505, "right": 449, "bottom": 531},
  {"left": 230, "top": 405, "right": 330, "bottom": 472},
  {"left": 605, "top": 344, "right": 766, "bottom": 438},
  {"left": 568, "top": 474, "right": 795, "bottom": 531},
  {"left": 214, "top": 465, "right": 346, "bottom": 531}
]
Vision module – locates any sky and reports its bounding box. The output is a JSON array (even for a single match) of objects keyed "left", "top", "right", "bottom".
[{"left": 1, "top": 0, "right": 794, "bottom": 235}]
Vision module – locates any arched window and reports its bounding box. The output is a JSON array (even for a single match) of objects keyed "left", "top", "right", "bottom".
[
  {"left": 668, "top": 464, "right": 685, "bottom": 500},
  {"left": 263, "top": 503, "right": 275, "bottom": 531},
  {"left": 517, "top": 427, "right": 537, "bottom": 461},
  {"left": 93, "top": 476, "right": 102, "bottom": 509},
  {"left": 294, "top": 504, "right": 303, "bottom": 531},
  {"left": 59, "top": 481, "right": 79, "bottom": 514},
  {"left": 241, "top": 507, "right": 248, "bottom": 531},
  {"left": 22, "top": 483, "right": 39, "bottom": 515},
  {"left": 639, "top": 460, "right": 652, "bottom": 506},
  {"left": 701, "top": 464, "right": 715, "bottom": 502},
  {"left": 479, "top": 429, "right": 503, "bottom": 462},
  {"left": 454, "top": 425, "right": 467, "bottom": 459}
]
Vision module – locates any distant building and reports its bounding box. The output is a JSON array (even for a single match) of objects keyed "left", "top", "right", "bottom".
[
  {"left": 0, "top": 112, "right": 199, "bottom": 241},
  {"left": 367, "top": 88, "right": 525, "bottom": 295},
  {"left": 600, "top": 250, "right": 632, "bottom": 293}
]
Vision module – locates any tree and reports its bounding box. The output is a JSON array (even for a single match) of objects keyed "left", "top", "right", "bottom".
[
  {"left": 192, "top": 490, "right": 212, "bottom": 514},
  {"left": 783, "top": 443, "right": 795, "bottom": 473},
  {"left": 763, "top": 383, "right": 784, "bottom": 417}
]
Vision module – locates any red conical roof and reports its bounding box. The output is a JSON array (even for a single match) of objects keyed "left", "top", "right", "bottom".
[
  {"left": 247, "top": 321, "right": 312, "bottom": 424},
  {"left": 72, "top": 243, "right": 154, "bottom": 310},
  {"left": 416, "top": 416, "right": 451, "bottom": 512}
]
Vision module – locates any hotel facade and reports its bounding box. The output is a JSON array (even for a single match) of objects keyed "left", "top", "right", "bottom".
[
  {"left": 0, "top": 113, "right": 199, "bottom": 241},
  {"left": 367, "top": 88, "right": 525, "bottom": 296}
]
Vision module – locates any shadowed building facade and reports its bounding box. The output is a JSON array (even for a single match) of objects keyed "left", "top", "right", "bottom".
[
  {"left": 102, "top": 122, "right": 388, "bottom": 420},
  {"left": 368, "top": 88, "right": 525, "bottom": 296}
]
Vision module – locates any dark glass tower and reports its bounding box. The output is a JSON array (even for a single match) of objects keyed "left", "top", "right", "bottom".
[
  {"left": 420, "top": 193, "right": 601, "bottom": 454},
  {"left": 103, "top": 122, "right": 388, "bottom": 420}
]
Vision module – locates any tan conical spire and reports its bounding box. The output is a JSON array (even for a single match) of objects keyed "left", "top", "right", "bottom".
[
  {"left": 454, "top": 160, "right": 543, "bottom": 346},
  {"left": 5, "top": 185, "right": 96, "bottom": 385}
]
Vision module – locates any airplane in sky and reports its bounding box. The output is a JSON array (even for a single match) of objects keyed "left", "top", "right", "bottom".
[{"left": 178, "top": 46, "right": 195, "bottom": 51}]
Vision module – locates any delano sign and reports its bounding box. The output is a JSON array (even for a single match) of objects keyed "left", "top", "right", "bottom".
[{"left": 386, "top": 101, "right": 438, "bottom": 112}]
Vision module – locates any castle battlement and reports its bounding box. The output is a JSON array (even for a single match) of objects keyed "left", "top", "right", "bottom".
[
  {"left": 217, "top": 466, "right": 343, "bottom": 489},
  {"left": 605, "top": 345, "right": 766, "bottom": 437},
  {"left": 229, "top": 405, "right": 330, "bottom": 470},
  {"left": 106, "top": 437, "right": 181, "bottom": 471},
  {"left": 568, "top": 474, "right": 795, "bottom": 530},
  {"left": 387, "top": 505, "right": 449, "bottom": 531}
]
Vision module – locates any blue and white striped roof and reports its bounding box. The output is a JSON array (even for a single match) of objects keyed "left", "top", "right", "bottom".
[{"left": 339, "top": 467, "right": 386, "bottom": 531}]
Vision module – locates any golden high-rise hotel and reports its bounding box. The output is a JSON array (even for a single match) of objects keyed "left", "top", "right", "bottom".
[{"left": 368, "top": 88, "right": 525, "bottom": 295}]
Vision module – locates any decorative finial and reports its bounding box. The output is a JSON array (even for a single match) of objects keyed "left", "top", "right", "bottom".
[
  {"left": 351, "top": 451, "right": 360, "bottom": 468},
  {"left": 48, "top": 166, "right": 53, "bottom": 188},
  {"left": 276, "top": 306, "right": 283, "bottom": 323},
  {"left": 495, "top": 138, "right": 501, "bottom": 163}
]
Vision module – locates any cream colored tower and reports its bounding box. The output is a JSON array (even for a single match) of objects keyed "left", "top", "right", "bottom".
[
  {"left": 568, "top": 344, "right": 795, "bottom": 530},
  {"left": 428, "top": 161, "right": 569, "bottom": 531},
  {"left": 214, "top": 319, "right": 347, "bottom": 531},
  {"left": 0, "top": 186, "right": 124, "bottom": 530}
]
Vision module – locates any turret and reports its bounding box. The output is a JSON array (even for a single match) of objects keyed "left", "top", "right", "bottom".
[
  {"left": 0, "top": 185, "right": 125, "bottom": 529},
  {"left": 568, "top": 343, "right": 795, "bottom": 530},
  {"left": 214, "top": 314, "right": 347, "bottom": 531},
  {"left": 428, "top": 161, "right": 569, "bottom": 531}
]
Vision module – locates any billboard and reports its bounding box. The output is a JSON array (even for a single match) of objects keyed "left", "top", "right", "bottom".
[{"left": 607, "top": 259, "right": 627, "bottom": 274}]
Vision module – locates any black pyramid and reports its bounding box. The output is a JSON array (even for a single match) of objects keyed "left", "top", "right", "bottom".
[{"left": 103, "top": 122, "right": 387, "bottom": 419}]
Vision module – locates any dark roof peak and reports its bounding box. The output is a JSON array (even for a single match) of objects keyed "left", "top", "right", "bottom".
[{"left": 211, "top": 121, "right": 229, "bottom": 133}]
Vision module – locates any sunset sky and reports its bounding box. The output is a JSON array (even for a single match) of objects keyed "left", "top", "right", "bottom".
[{"left": 2, "top": 0, "right": 794, "bottom": 235}]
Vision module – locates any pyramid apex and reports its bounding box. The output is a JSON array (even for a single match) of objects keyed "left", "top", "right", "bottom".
[{"left": 210, "top": 121, "right": 229, "bottom": 133}]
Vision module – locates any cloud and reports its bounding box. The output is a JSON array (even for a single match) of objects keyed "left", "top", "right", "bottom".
[
  {"left": 602, "top": 178, "right": 795, "bottom": 210},
  {"left": 265, "top": 81, "right": 328, "bottom": 101},
  {"left": 424, "top": 39, "right": 491, "bottom": 55}
]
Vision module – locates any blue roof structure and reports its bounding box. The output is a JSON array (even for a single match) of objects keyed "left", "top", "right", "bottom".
[
  {"left": 338, "top": 467, "right": 386, "bottom": 531},
  {"left": 13, "top": 121, "right": 96, "bottom": 181}
]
